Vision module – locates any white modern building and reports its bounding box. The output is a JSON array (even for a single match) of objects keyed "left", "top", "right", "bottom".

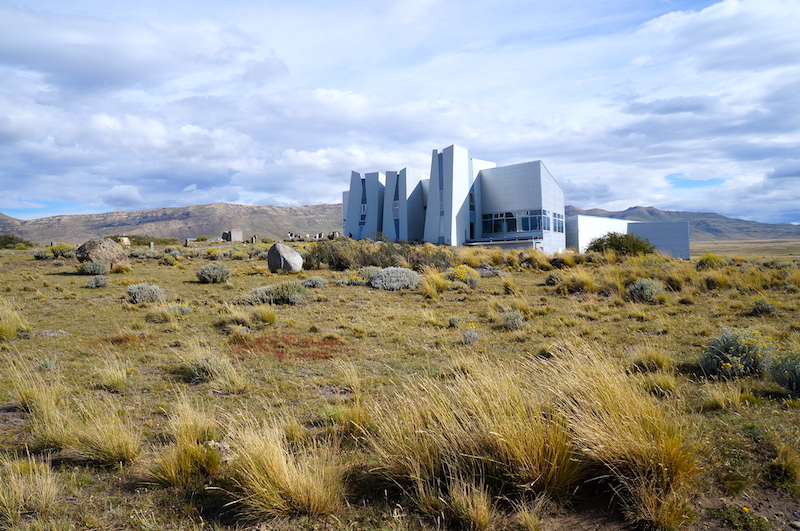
[
  {"left": 343, "top": 145, "right": 567, "bottom": 253},
  {"left": 343, "top": 144, "right": 690, "bottom": 257}
]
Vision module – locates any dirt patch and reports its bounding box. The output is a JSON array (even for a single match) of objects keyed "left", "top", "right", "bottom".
[{"left": 232, "top": 333, "right": 348, "bottom": 361}]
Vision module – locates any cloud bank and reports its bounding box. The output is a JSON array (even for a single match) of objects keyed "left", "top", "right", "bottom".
[{"left": 0, "top": 0, "right": 798, "bottom": 223}]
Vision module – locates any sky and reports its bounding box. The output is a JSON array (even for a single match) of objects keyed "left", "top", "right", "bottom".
[{"left": 1, "top": 0, "right": 799, "bottom": 224}]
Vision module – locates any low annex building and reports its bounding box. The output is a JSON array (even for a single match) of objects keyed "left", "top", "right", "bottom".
[{"left": 342, "top": 144, "right": 691, "bottom": 258}]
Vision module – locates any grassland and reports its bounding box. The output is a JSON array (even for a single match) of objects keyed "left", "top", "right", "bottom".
[{"left": 0, "top": 239, "right": 799, "bottom": 530}]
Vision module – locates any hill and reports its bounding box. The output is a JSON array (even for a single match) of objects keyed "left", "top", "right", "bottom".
[
  {"left": 565, "top": 205, "right": 800, "bottom": 242},
  {"left": 0, "top": 203, "right": 342, "bottom": 245},
  {"left": 0, "top": 203, "right": 797, "bottom": 245}
]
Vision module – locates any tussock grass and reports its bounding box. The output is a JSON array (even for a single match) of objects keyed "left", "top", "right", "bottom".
[
  {"left": 228, "top": 418, "right": 343, "bottom": 517},
  {"left": 74, "top": 398, "right": 142, "bottom": 466},
  {"left": 0, "top": 454, "right": 58, "bottom": 527},
  {"left": 177, "top": 341, "right": 248, "bottom": 394},
  {"left": 538, "top": 345, "right": 699, "bottom": 529},
  {"left": 146, "top": 395, "right": 224, "bottom": 488},
  {"left": 418, "top": 266, "right": 447, "bottom": 300},
  {"left": 0, "top": 297, "right": 29, "bottom": 340},
  {"left": 93, "top": 355, "right": 129, "bottom": 392}
]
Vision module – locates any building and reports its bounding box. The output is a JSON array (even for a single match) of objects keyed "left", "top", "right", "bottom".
[
  {"left": 342, "top": 144, "right": 690, "bottom": 257},
  {"left": 566, "top": 215, "right": 690, "bottom": 259},
  {"left": 343, "top": 145, "right": 567, "bottom": 253}
]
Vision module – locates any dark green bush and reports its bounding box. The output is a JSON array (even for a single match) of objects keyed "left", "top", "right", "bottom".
[
  {"left": 0, "top": 234, "right": 34, "bottom": 249},
  {"left": 586, "top": 232, "right": 655, "bottom": 256}
]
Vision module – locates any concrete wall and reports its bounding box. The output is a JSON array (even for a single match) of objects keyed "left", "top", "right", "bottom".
[
  {"left": 344, "top": 171, "right": 385, "bottom": 240},
  {"left": 382, "top": 168, "right": 425, "bottom": 242}
]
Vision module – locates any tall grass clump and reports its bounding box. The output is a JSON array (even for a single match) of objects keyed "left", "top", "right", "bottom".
[
  {"left": 74, "top": 398, "right": 142, "bottom": 466},
  {"left": 370, "top": 266, "right": 419, "bottom": 290},
  {"left": 769, "top": 351, "right": 800, "bottom": 397},
  {"left": 750, "top": 296, "right": 779, "bottom": 316},
  {"left": 196, "top": 263, "right": 231, "bottom": 284},
  {"left": 146, "top": 395, "right": 224, "bottom": 489},
  {"left": 0, "top": 455, "right": 59, "bottom": 527},
  {"left": 126, "top": 283, "right": 165, "bottom": 304},
  {"left": 249, "top": 281, "right": 306, "bottom": 305},
  {"left": 366, "top": 362, "right": 587, "bottom": 519},
  {"left": 228, "top": 418, "right": 343, "bottom": 517},
  {"left": 0, "top": 297, "right": 29, "bottom": 340},
  {"left": 699, "top": 329, "right": 775, "bottom": 378},
  {"left": 537, "top": 345, "right": 699, "bottom": 529},
  {"left": 177, "top": 342, "right": 248, "bottom": 394},
  {"left": 419, "top": 266, "right": 447, "bottom": 300},
  {"left": 626, "top": 278, "right": 665, "bottom": 303}
]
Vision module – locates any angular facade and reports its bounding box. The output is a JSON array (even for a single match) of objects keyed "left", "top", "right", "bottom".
[
  {"left": 343, "top": 145, "right": 567, "bottom": 253},
  {"left": 566, "top": 215, "right": 691, "bottom": 259}
]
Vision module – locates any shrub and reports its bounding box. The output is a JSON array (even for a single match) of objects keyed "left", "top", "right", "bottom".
[
  {"left": 159, "top": 255, "right": 177, "bottom": 266},
  {"left": 586, "top": 232, "right": 655, "bottom": 256},
  {"left": 461, "top": 327, "right": 479, "bottom": 346},
  {"left": 196, "top": 263, "right": 231, "bottom": 284},
  {"left": 699, "top": 329, "right": 775, "bottom": 378},
  {"left": 336, "top": 266, "right": 382, "bottom": 286},
  {"left": 301, "top": 276, "right": 328, "bottom": 289},
  {"left": 0, "top": 234, "right": 34, "bottom": 249},
  {"left": 696, "top": 253, "right": 728, "bottom": 270},
  {"left": 126, "top": 283, "right": 165, "bottom": 304},
  {"left": 205, "top": 248, "right": 229, "bottom": 261},
  {"left": 544, "top": 271, "right": 563, "bottom": 286},
  {"left": 85, "top": 275, "right": 110, "bottom": 288},
  {"left": 626, "top": 278, "right": 665, "bottom": 303},
  {"left": 770, "top": 352, "right": 800, "bottom": 397},
  {"left": 444, "top": 265, "right": 480, "bottom": 288},
  {"left": 750, "top": 296, "right": 779, "bottom": 316},
  {"left": 370, "top": 267, "right": 420, "bottom": 290},
  {"left": 250, "top": 282, "right": 307, "bottom": 305},
  {"left": 502, "top": 310, "right": 526, "bottom": 331},
  {"left": 77, "top": 261, "right": 110, "bottom": 275},
  {"left": 163, "top": 246, "right": 181, "bottom": 257}
]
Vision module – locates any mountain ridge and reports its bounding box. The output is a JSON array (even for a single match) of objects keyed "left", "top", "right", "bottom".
[{"left": 0, "top": 203, "right": 797, "bottom": 244}]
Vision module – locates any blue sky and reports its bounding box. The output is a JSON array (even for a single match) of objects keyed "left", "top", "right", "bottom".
[{"left": 1, "top": 0, "right": 798, "bottom": 223}]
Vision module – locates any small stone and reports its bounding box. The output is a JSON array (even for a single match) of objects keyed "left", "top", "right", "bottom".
[{"left": 789, "top": 521, "right": 800, "bottom": 529}]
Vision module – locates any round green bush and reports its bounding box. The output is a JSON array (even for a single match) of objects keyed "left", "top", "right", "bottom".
[
  {"left": 196, "top": 263, "right": 231, "bottom": 284},
  {"left": 77, "top": 261, "right": 110, "bottom": 275},
  {"left": 696, "top": 253, "right": 728, "bottom": 270},
  {"left": 770, "top": 352, "right": 800, "bottom": 397},
  {"left": 370, "top": 267, "right": 420, "bottom": 291},
  {"left": 699, "top": 329, "right": 774, "bottom": 378},
  {"left": 127, "top": 283, "right": 165, "bottom": 304},
  {"left": 626, "top": 278, "right": 665, "bottom": 303}
]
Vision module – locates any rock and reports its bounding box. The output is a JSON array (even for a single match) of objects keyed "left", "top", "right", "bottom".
[
  {"left": 75, "top": 238, "right": 130, "bottom": 270},
  {"left": 267, "top": 242, "right": 303, "bottom": 273},
  {"left": 790, "top": 522, "right": 800, "bottom": 529}
]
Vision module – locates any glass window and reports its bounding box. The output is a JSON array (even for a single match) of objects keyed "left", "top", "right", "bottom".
[
  {"left": 493, "top": 219, "right": 505, "bottom": 233},
  {"left": 482, "top": 220, "right": 493, "bottom": 233},
  {"left": 506, "top": 218, "right": 517, "bottom": 232}
]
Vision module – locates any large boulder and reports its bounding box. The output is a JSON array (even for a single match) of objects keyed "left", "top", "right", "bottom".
[
  {"left": 267, "top": 242, "right": 303, "bottom": 273},
  {"left": 76, "top": 238, "right": 130, "bottom": 269}
]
